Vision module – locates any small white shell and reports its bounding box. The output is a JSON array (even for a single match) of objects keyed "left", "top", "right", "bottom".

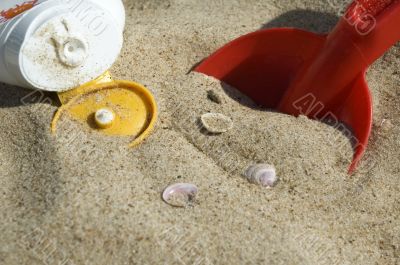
[
  {"left": 200, "top": 113, "right": 233, "bottom": 134},
  {"left": 162, "top": 183, "right": 198, "bottom": 207},
  {"left": 94, "top": 108, "right": 115, "bottom": 128},
  {"left": 379, "top": 119, "right": 393, "bottom": 133},
  {"left": 244, "top": 164, "right": 278, "bottom": 188}
]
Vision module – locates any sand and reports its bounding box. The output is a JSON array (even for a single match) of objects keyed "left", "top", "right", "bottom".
[{"left": 1, "top": 0, "right": 399, "bottom": 264}]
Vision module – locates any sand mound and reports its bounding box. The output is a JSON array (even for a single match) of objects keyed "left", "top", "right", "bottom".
[{"left": 0, "top": 0, "right": 399, "bottom": 264}]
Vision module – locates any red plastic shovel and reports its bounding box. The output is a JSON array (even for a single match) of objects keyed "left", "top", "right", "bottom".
[{"left": 195, "top": 0, "right": 400, "bottom": 173}]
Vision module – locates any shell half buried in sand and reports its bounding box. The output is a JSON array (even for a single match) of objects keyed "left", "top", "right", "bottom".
[
  {"left": 244, "top": 164, "right": 278, "bottom": 188},
  {"left": 200, "top": 113, "right": 233, "bottom": 134},
  {"left": 162, "top": 183, "right": 198, "bottom": 207}
]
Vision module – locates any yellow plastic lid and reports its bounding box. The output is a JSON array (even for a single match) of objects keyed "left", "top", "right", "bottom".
[{"left": 52, "top": 72, "right": 157, "bottom": 147}]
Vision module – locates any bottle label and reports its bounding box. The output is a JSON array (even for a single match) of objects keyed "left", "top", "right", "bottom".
[{"left": 0, "top": 0, "right": 45, "bottom": 24}]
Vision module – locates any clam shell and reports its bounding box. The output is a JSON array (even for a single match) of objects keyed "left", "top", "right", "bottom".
[
  {"left": 244, "top": 164, "right": 278, "bottom": 188},
  {"left": 162, "top": 183, "right": 198, "bottom": 207},
  {"left": 379, "top": 119, "right": 393, "bottom": 133},
  {"left": 200, "top": 113, "right": 233, "bottom": 134}
]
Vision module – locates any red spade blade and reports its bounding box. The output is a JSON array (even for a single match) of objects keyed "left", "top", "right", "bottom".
[{"left": 196, "top": 28, "right": 325, "bottom": 109}]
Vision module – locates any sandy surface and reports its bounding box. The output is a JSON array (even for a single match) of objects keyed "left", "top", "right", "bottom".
[{"left": 1, "top": 0, "right": 399, "bottom": 264}]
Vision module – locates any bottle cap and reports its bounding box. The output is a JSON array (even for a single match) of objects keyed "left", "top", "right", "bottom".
[{"left": 52, "top": 75, "right": 158, "bottom": 147}]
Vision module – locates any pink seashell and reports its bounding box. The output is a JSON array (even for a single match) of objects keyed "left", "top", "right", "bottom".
[
  {"left": 244, "top": 164, "right": 278, "bottom": 188},
  {"left": 162, "top": 183, "right": 198, "bottom": 207}
]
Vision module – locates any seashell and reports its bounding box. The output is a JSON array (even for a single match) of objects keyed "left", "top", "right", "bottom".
[
  {"left": 162, "top": 183, "right": 198, "bottom": 207},
  {"left": 244, "top": 164, "right": 278, "bottom": 188},
  {"left": 200, "top": 113, "right": 233, "bottom": 134},
  {"left": 379, "top": 119, "right": 393, "bottom": 133}
]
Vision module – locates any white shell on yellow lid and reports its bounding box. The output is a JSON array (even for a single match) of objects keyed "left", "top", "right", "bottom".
[{"left": 94, "top": 108, "right": 115, "bottom": 129}]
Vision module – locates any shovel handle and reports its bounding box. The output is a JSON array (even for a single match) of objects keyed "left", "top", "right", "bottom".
[
  {"left": 339, "top": 0, "right": 400, "bottom": 65},
  {"left": 278, "top": 0, "right": 400, "bottom": 115}
]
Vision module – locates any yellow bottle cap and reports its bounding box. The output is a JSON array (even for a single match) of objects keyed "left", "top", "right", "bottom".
[{"left": 52, "top": 72, "right": 157, "bottom": 147}]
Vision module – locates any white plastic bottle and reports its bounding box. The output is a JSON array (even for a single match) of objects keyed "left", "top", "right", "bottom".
[{"left": 0, "top": 0, "right": 125, "bottom": 92}]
